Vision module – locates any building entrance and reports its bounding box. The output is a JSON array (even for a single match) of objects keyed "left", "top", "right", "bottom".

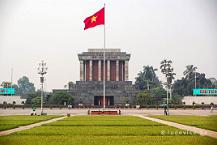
[{"left": 94, "top": 96, "right": 114, "bottom": 106}]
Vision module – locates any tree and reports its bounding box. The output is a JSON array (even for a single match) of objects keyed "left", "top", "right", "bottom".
[
  {"left": 173, "top": 78, "right": 189, "bottom": 96},
  {"left": 183, "top": 65, "right": 197, "bottom": 80},
  {"left": 135, "top": 65, "right": 166, "bottom": 105},
  {"left": 197, "top": 73, "right": 212, "bottom": 88},
  {"left": 209, "top": 78, "right": 217, "bottom": 88},
  {"left": 26, "top": 90, "right": 41, "bottom": 104},
  {"left": 173, "top": 67, "right": 213, "bottom": 96},
  {"left": 137, "top": 90, "right": 153, "bottom": 105},
  {"left": 12, "top": 84, "right": 20, "bottom": 95},
  {"left": 171, "top": 95, "right": 183, "bottom": 105},
  {"left": 135, "top": 65, "right": 160, "bottom": 90},
  {"left": 17, "top": 76, "right": 35, "bottom": 97},
  {"left": 1, "top": 82, "right": 12, "bottom": 88},
  {"left": 31, "top": 96, "right": 41, "bottom": 108},
  {"left": 52, "top": 91, "right": 74, "bottom": 105},
  {"left": 150, "top": 86, "right": 166, "bottom": 105},
  {"left": 150, "top": 86, "right": 167, "bottom": 98}
]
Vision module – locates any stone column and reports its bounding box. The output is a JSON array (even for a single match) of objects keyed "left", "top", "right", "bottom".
[
  {"left": 125, "top": 61, "right": 129, "bottom": 81},
  {"left": 89, "top": 60, "right": 92, "bottom": 81},
  {"left": 80, "top": 60, "right": 84, "bottom": 81},
  {"left": 107, "top": 60, "right": 110, "bottom": 81},
  {"left": 98, "top": 60, "right": 101, "bottom": 81},
  {"left": 84, "top": 61, "right": 86, "bottom": 81},
  {"left": 116, "top": 60, "right": 119, "bottom": 81},
  {"left": 121, "top": 62, "right": 124, "bottom": 81}
]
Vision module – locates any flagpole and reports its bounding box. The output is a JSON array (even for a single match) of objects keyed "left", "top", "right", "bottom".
[{"left": 103, "top": 3, "right": 106, "bottom": 109}]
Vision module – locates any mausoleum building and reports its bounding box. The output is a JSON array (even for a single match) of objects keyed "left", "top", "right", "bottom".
[{"left": 53, "top": 49, "right": 138, "bottom": 107}]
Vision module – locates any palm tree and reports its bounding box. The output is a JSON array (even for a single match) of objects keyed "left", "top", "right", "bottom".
[
  {"left": 143, "top": 66, "right": 158, "bottom": 90},
  {"left": 135, "top": 66, "right": 160, "bottom": 90},
  {"left": 183, "top": 65, "right": 197, "bottom": 80},
  {"left": 183, "top": 65, "right": 198, "bottom": 91}
]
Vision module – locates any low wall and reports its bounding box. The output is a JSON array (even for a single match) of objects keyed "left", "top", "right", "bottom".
[
  {"left": 0, "top": 96, "right": 26, "bottom": 105},
  {"left": 182, "top": 96, "right": 217, "bottom": 105}
]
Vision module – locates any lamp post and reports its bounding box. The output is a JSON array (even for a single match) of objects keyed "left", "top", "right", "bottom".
[
  {"left": 38, "top": 60, "right": 48, "bottom": 115},
  {"left": 160, "top": 60, "right": 175, "bottom": 116}
]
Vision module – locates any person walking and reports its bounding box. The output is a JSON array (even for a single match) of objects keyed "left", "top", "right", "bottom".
[
  {"left": 164, "top": 105, "right": 168, "bottom": 115},
  {"left": 210, "top": 103, "right": 214, "bottom": 113}
]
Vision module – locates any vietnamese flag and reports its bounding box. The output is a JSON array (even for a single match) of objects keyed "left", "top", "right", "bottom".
[{"left": 83, "top": 7, "right": 104, "bottom": 30}]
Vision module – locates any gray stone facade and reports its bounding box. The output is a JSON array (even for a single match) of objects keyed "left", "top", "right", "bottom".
[{"left": 67, "top": 81, "right": 138, "bottom": 107}]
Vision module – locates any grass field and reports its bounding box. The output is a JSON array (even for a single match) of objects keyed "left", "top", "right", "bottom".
[
  {"left": 0, "top": 115, "right": 59, "bottom": 131},
  {"left": 0, "top": 116, "right": 216, "bottom": 145},
  {"left": 152, "top": 115, "right": 217, "bottom": 131}
]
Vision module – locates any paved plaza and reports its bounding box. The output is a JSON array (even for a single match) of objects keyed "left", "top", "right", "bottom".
[{"left": 0, "top": 108, "right": 216, "bottom": 116}]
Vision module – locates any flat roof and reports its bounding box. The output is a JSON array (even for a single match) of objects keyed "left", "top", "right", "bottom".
[{"left": 88, "top": 49, "right": 121, "bottom": 52}]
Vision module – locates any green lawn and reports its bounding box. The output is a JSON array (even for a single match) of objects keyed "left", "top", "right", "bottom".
[
  {"left": 0, "top": 116, "right": 216, "bottom": 145},
  {"left": 0, "top": 115, "right": 59, "bottom": 131},
  {"left": 152, "top": 115, "right": 217, "bottom": 131}
]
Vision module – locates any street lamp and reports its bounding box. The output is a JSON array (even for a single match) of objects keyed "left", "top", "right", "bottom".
[
  {"left": 38, "top": 60, "right": 48, "bottom": 115},
  {"left": 160, "top": 59, "right": 175, "bottom": 115}
]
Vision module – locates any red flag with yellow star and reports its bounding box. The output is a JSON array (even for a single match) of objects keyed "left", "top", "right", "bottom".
[{"left": 83, "top": 7, "right": 104, "bottom": 30}]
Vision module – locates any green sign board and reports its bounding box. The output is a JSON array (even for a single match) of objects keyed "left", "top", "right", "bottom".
[
  {"left": 0, "top": 88, "right": 15, "bottom": 95},
  {"left": 193, "top": 88, "right": 217, "bottom": 95}
]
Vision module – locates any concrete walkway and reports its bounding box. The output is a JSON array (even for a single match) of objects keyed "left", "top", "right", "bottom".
[
  {"left": 135, "top": 115, "right": 217, "bottom": 139},
  {"left": 0, "top": 116, "right": 67, "bottom": 136}
]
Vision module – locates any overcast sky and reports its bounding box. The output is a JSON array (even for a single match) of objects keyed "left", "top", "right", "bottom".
[{"left": 0, "top": 0, "right": 217, "bottom": 91}]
